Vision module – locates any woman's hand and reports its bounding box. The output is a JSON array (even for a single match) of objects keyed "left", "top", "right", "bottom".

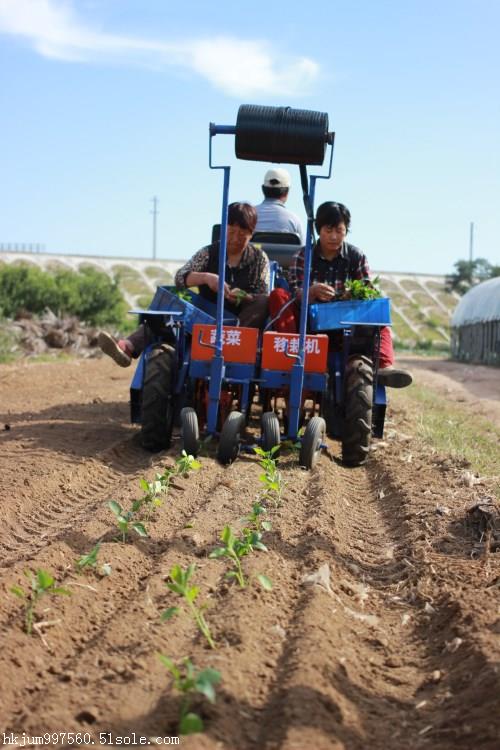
[
  {"left": 309, "top": 283, "right": 335, "bottom": 302},
  {"left": 202, "top": 272, "right": 232, "bottom": 298},
  {"left": 227, "top": 288, "right": 253, "bottom": 305}
]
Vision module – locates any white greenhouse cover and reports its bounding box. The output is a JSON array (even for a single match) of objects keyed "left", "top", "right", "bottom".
[{"left": 451, "top": 276, "right": 500, "bottom": 327}]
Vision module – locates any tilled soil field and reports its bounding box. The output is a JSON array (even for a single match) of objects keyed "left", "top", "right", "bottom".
[{"left": 0, "top": 358, "right": 499, "bottom": 749}]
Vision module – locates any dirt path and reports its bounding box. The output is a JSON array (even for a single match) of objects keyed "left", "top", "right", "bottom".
[
  {"left": 398, "top": 355, "right": 500, "bottom": 428},
  {"left": 0, "top": 357, "right": 499, "bottom": 749}
]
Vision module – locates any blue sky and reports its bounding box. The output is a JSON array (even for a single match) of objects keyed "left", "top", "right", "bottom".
[{"left": 0, "top": 0, "right": 499, "bottom": 274}]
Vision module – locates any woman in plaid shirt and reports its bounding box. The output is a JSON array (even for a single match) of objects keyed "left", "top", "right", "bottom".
[
  {"left": 98, "top": 203, "right": 270, "bottom": 367},
  {"left": 270, "top": 201, "right": 412, "bottom": 388}
]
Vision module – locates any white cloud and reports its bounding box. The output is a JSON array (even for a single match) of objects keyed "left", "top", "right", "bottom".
[{"left": 0, "top": 0, "right": 319, "bottom": 96}]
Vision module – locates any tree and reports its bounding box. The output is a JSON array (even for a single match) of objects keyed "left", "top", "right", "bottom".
[
  {"left": 0, "top": 263, "right": 127, "bottom": 325},
  {"left": 446, "top": 257, "right": 500, "bottom": 295}
]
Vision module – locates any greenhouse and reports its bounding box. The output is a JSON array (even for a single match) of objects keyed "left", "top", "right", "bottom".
[{"left": 450, "top": 276, "right": 500, "bottom": 365}]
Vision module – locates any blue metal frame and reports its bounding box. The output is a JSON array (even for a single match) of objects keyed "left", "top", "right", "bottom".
[
  {"left": 205, "top": 123, "right": 238, "bottom": 434},
  {"left": 258, "top": 144, "right": 335, "bottom": 440}
]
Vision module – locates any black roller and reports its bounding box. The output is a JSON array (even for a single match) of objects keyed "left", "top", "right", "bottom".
[{"left": 235, "top": 105, "right": 331, "bottom": 166}]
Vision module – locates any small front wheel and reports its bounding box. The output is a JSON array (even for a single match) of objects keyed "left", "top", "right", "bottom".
[
  {"left": 180, "top": 407, "right": 199, "bottom": 457},
  {"left": 299, "top": 416, "right": 326, "bottom": 469},
  {"left": 217, "top": 411, "right": 245, "bottom": 465},
  {"left": 261, "top": 411, "right": 281, "bottom": 453}
]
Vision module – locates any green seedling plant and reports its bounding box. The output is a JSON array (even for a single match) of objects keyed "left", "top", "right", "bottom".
[
  {"left": 158, "top": 655, "right": 220, "bottom": 735},
  {"left": 136, "top": 472, "right": 171, "bottom": 519},
  {"left": 75, "top": 543, "right": 112, "bottom": 576},
  {"left": 10, "top": 569, "right": 71, "bottom": 635},
  {"left": 76, "top": 542, "right": 100, "bottom": 571},
  {"left": 232, "top": 288, "right": 248, "bottom": 307},
  {"left": 176, "top": 289, "right": 193, "bottom": 302},
  {"left": 175, "top": 450, "right": 201, "bottom": 477},
  {"left": 108, "top": 500, "right": 148, "bottom": 543},
  {"left": 244, "top": 501, "right": 272, "bottom": 534},
  {"left": 254, "top": 446, "right": 283, "bottom": 506},
  {"left": 209, "top": 524, "right": 268, "bottom": 589},
  {"left": 161, "top": 564, "right": 215, "bottom": 649},
  {"left": 131, "top": 454, "right": 199, "bottom": 522},
  {"left": 344, "top": 276, "right": 382, "bottom": 300}
]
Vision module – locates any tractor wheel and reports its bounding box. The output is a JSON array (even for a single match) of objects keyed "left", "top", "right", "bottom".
[
  {"left": 217, "top": 411, "right": 245, "bottom": 465},
  {"left": 342, "top": 355, "right": 373, "bottom": 467},
  {"left": 299, "top": 416, "right": 326, "bottom": 470},
  {"left": 261, "top": 411, "right": 281, "bottom": 453},
  {"left": 141, "top": 344, "right": 176, "bottom": 452},
  {"left": 180, "top": 407, "right": 199, "bottom": 457}
]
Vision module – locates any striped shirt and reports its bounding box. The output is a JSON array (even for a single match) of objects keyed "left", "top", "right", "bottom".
[{"left": 289, "top": 241, "right": 371, "bottom": 297}]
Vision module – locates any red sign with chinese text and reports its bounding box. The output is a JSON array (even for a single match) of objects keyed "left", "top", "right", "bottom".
[
  {"left": 261, "top": 332, "right": 329, "bottom": 372},
  {"left": 191, "top": 324, "right": 259, "bottom": 363}
]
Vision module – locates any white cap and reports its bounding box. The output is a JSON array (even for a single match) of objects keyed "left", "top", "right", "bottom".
[{"left": 263, "top": 168, "right": 291, "bottom": 189}]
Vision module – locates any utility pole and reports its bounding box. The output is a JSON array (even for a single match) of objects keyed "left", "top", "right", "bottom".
[
  {"left": 151, "top": 196, "right": 158, "bottom": 259},
  {"left": 469, "top": 221, "right": 474, "bottom": 264}
]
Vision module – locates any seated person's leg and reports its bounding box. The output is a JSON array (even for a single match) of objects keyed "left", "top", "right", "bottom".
[
  {"left": 238, "top": 294, "right": 269, "bottom": 329},
  {"left": 268, "top": 288, "right": 299, "bottom": 333},
  {"left": 377, "top": 327, "right": 412, "bottom": 388},
  {"left": 98, "top": 324, "right": 152, "bottom": 367}
]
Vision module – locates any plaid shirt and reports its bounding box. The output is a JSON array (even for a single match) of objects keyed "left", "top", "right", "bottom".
[
  {"left": 289, "top": 241, "right": 371, "bottom": 297},
  {"left": 175, "top": 242, "right": 270, "bottom": 294}
]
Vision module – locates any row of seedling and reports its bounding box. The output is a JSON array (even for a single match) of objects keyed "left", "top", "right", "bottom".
[
  {"left": 159, "top": 445, "right": 283, "bottom": 733},
  {"left": 10, "top": 451, "right": 202, "bottom": 633},
  {"left": 10, "top": 444, "right": 284, "bottom": 737}
]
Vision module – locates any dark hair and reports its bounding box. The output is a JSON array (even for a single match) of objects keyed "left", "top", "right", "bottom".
[
  {"left": 227, "top": 202, "right": 257, "bottom": 233},
  {"left": 314, "top": 202, "right": 351, "bottom": 233},
  {"left": 262, "top": 186, "right": 289, "bottom": 200}
]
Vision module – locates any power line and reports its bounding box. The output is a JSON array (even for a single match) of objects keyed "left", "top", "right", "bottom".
[{"left": 151, "top": 196, "right": 158, "bottom": 259}]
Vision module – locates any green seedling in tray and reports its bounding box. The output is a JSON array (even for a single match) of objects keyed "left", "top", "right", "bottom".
[
  {"left": 108, "top": 500, "right": 148, "bottom": 543},
  {"left": 161, "top": 564, "right": 215, "bottom": 649},
  {"left": 344, "top": 276, "right": 382, "bottom": 300},
  {"left": 176, "top": 289, "right": 193, "bottom": 302},
  {"left": 158, "top": 655, "right": 220, "bottom": 735},
  {"left": 11, "top": 569, "right": 71, "bottom": 635}
]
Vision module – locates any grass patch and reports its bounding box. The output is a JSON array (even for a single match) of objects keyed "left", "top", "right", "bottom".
[
  {"left": 121, "top": 279, "right": 152, "bottom": 296},
  {"left": 0, "top": 325, "right": 20, "bottom": 363},
  {"left": 393, "top": 384, "right": 500, "bottom": 496}
]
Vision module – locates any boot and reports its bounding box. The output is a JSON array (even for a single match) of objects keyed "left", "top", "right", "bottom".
[
  {"left": 378, "top": 365, "right": 412, "bottom": 388},
  {"left": 98, "top": 331, "right": 132, "bottom": 367}
]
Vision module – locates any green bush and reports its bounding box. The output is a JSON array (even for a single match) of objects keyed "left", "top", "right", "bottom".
[{"left": 0, "top": 264, "right": 127, "bottom": 327}]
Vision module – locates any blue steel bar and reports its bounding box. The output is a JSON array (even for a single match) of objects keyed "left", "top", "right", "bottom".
[
  {"left": 208, "top": 124, "right": 234, "bottom": 433},
  {"left": 209, "top": 123, "right": 237, "bottom": 136}
]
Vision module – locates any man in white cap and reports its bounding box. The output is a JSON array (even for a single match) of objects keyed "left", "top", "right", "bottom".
[{"left": 255, "top": 167, "right": 305, "bottom": 243}]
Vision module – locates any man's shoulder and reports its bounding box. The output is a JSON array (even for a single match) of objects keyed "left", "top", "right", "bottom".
[{"left": 344, "top": 242, "right": 365, "bottom": 259}]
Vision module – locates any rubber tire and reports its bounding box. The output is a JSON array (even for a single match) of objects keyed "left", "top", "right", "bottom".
[
  {"left": 342, "top": 355, "right": 373, "bottom": 467},
  {"left": 217, "top": 411, "right": 245, "bottom": 465},
  {"left": 180, "top": 407, "right": 199, "bottom": 456},
  {"left": 140, "top": 344, "right": 176, "bottom": 452},
  {"left": 261, "top": 411, "right": 281, "bottom": 453},
  {"left": 299, "top": 416, "right": 326, "bottom": 470}
]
